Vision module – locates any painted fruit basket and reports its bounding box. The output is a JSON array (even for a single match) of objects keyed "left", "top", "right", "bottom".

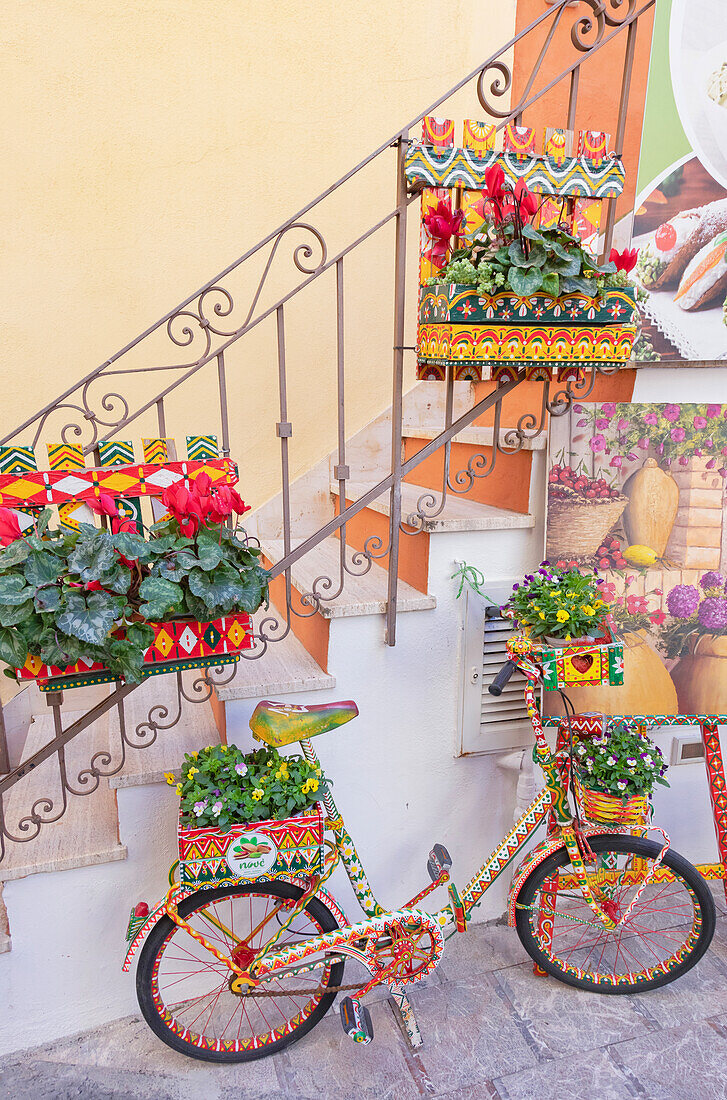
[
  {"left": 14, "top": 612, "right": 252, "bottom": 691},
  {"left": 178, "top": 802, "right": 325, "bottom": 889},
  {"left": 417, "top": 284, "right": 638, "bottom": 381},
  {"left": 533, "top": 623, "right": 624, "bottom": 692}
]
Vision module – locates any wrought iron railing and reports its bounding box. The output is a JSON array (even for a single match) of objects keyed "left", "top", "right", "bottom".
[{"left": 0, "top": 0, "right": 655, "bottom": 856}]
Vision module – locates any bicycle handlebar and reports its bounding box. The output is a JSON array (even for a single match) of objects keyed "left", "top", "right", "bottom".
[{"left": 488, "top": 660, "right": 516, "bottom": 696}]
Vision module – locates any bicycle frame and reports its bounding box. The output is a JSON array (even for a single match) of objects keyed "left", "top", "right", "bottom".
[{"left": 124, "top": 648, "right": 669, "bottom": 1015}]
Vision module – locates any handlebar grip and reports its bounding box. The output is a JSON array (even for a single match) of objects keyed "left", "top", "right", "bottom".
[{"left": 489, "top": 660, "right": 516, "bottom": 697}]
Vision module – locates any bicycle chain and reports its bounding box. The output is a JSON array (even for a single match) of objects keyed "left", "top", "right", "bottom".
[{"left": 244, "top": 980, "right": 364, "bottom": 998}]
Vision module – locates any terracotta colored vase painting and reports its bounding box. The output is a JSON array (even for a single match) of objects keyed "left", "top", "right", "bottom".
[{"left": 547, "top": 402, "right": 727, "bottom": 716}]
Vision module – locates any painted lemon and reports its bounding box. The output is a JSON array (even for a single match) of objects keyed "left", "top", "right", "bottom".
[{"left": 623, "top": 544, "right": 658, "bottom": 567}]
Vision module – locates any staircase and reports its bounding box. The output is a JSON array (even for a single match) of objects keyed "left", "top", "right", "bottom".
[{"left": 0, "top": 0, "right": 656, "bottom": 1055}]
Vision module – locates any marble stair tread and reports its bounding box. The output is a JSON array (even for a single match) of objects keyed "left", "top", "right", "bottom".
[
  {"left": 215, "top": 606, "right": 335, "bottom": 701},
  {"left": 402, "top": 420, "right": 547, "bottom": 450},
  {"left": 260, "top": 537, "right": 436, "bottom": 618},
  {"left": 0, "top": 711, "right": 126, "bottom": 881},
  {"left": 334, "top": 481, "right": 536, "bottom": 532},
  {"left": 108, "top": 674, "right": 221, "bottom": 789}
]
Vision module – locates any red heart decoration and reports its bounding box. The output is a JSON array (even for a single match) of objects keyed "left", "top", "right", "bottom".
[{"left": 570, "top": 654, "right": 594, "bottom": 674}]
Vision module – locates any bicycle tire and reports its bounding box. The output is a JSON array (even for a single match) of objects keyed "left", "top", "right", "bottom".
[
  {"left": 136, "top": 880, "right": 345, "bottom": 1062},
  {"left": 515, "top": 833, "right": 715, "bottom": 994}
]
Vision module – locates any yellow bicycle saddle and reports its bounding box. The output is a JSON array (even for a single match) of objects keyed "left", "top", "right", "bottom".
[{"left": 249, "top": 699, "right": 359, "bottom": 748}]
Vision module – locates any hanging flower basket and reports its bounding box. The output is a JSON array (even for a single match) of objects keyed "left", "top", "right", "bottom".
[
  {"left": 573, "top": 773, "right": 649, "bottom": 826},
  {"left": 417, "top": 284, "right": 638, "bottom": 381},
  {"left": 178, "top": 802, "right": 325, "bottom": 889},
  {"left": 15, "top": 612, "right": 253, "bottom": 691}
]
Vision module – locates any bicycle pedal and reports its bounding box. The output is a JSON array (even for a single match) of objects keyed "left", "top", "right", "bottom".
[
  {"left": 340, "top": 997, "right": 374, "bottom": 1045},
  {"left": 427, "top": 843, "right": 452, "bottom": 881}
]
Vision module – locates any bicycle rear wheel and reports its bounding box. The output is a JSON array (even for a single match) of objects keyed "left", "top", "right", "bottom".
[
  {"left": 136, "top": 881, "right": 344, "bottom": 1061},
  {"left": 515, "top": 834, "right": 715, "bottom": 993}
]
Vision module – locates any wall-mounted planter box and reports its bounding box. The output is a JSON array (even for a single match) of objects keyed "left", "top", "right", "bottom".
[
  {"left": 14, "top": 612, "right": 253, "bottom": 691},
  {"left": 417, "top": 284, "right": 638, "bottom": 381},
  {"left": 178, "top": 802, "right": 325, "bottom": 889},
  {"left": 533, "top": 624, "right": 624, "bottom": 692}
]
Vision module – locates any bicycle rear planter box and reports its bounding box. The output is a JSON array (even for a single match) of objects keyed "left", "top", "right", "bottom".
[
  {"left": 534, "top": 624, "right": 624, "bottom": 691},
  {"left": 417, "top": 284, "right": 638, "bottom": 381},
  {"left": 14, "top": 611, "right": 253, "bottom": 691},
  {"left": 178, "top": 801, "right": 326, "bottom": 889}
]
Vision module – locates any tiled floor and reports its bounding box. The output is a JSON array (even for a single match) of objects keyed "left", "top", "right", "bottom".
[{"left": 5, "top": 889, "right": 727, "bottom": 1099}]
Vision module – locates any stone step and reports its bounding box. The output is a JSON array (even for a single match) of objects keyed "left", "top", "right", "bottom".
[
  {"left": 215, "top": 604, "right": 335, "bottom": 702},
  {"left": 334, "top": 480, "right": 536, "bottom": 533},
  {"left": 0, "top": 712, "right": 126, "bottom": 882},
  {"left": 261, "top": 536, "right": 436, "bottom": 618},
  {"left": 402, "top": 420, "right": 547, "bottom": 450}
]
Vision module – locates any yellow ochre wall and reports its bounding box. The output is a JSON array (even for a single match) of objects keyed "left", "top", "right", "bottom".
[{"left": 2, "top": 1, "right": 515, "bottom": 506}]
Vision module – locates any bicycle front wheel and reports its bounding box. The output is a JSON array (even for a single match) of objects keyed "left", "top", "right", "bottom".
[
  {"left": 136, "top": 881, "right": 345, "bottom": 1062},
  {"left": 515, "top": 833, "right": 715, "bottom": 994}
]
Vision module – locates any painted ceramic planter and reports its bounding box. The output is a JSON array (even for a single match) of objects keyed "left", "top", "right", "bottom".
[
  {"left": 417, "top": 284, "right": 638, "bottom": 381},
  {"left": 534, "top": 623, "right": 624, "bottom": 692},
  {"left": 14, "top": 612, "right": 253, "bottom": 691},
  {"left": 178, "top": 802, "right": 325, "bottom": 889}
]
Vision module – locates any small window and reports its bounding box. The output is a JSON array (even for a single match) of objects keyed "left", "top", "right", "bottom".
[{"left": 457, "top": 581, "right": 535, "bottom": 756}]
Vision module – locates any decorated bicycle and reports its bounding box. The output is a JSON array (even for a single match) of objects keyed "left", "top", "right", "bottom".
[{"left": 122, "top": 561, "right": 716, "bottom": 1062}]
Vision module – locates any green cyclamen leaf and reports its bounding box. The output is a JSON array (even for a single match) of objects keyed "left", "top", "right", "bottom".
[
  {"left": 0, "top": 540, "right": 31, "bottom": 568},
  {"left": 56, "top": 591, "right": 121, "bottom": 645},
  {"left": 68, "top": 530, "right": 116, "bottom": 581},
  {"left": 0, "top": 575, "right": 31, "bottom": 605},
  {"left": 507, "top": 266, "right": 544, "bottom": 296},
  {"left": 138, "top": 576, "right": 184, "bottom": 620},
  {"left": 24, "top": 552, "right": 65, "bottom": 589},
  {"left": 0, "top": 626, "right": 30, "bottom": 668},
  {"left": 540, "top": 271, "right": 560, "bottom": 297},
  {"left": 0, "top": 599, "right": 34, "bottom": 627},
  {"left": 34, "top": 586, "right": 61, "bottom": 613}
]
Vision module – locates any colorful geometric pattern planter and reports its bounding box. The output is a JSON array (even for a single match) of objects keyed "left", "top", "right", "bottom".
[
  {"left": 535, "top": 627, "right": 624, "bottom": 692},
  {"left": 15, "top": 612, "right": 253, "bottom": 690},
  {"left": 178, "top": 802, "right": 325, "bottom": 889},
  {"left": 404, "top": 143, "right": 626, "bottom": 198},
  {"left": 417, "top": 284, "right": 637, "bottom": 380}
]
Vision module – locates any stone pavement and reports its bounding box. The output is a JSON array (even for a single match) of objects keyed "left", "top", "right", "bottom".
[{"left": 4, "top": 888, "right": 727, "bottom": 1100}]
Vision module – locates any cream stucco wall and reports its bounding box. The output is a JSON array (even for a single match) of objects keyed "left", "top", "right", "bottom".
[{"left": 2, "top": 1, "right": 515, "bottom": 506}]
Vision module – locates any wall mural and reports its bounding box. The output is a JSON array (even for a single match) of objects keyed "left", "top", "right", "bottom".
[{"left": 547, "top": 403, "right": 727, "bottom": 716}]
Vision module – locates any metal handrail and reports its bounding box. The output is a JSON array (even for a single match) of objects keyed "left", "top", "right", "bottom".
[{"left": 0, "top": 0, "right": 655, "bottom": 856}]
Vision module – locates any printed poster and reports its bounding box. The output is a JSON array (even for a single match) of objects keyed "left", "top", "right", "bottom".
[{"left": 634, "top": 0, "right": 727, "bottom": 362}]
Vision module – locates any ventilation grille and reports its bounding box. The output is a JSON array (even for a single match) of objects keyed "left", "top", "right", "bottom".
[{"left": 480, "top": 611, "right": 531, "bottom": 743}]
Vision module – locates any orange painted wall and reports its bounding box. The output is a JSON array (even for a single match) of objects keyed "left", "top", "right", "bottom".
[
  {"left": 513, "top": 2, "right": 655, "bottom": 220},
  {"left": 403, "top": 439, "right": 532, "bottom": 514}
]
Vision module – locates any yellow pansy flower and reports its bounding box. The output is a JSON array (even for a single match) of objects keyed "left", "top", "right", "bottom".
[
  {"left": 190, "top": 751, "right": 198, "bottom": 759},
  {"left": 188, "top": 766, "right": 198, "bottom": 777},
  {"left": 314, "top": 767, "right": 322, "bottom": 777},
  {"left": 275, "top": 762, "right": 289, "bottom": 780},
  {"left": 251, "top": 788, "right": 264, "bottom": 801},
  {"left": 539, "top": 611, "right": 546, "bottom": 620},
  {"left": 556, "top": 609, "right": 570, "bottom": 623},
  {"left": 164, "top": 772, "right": 176, "bottom": 786},
  {"left": 308, "top": 778, "right": 319, "bottom": 793},
  {"left": 176, "top": 783, "right": 183, "bottom": 796},
  {"left": 581, "top": 605, "right": 595, "bottom": 617},
  {"left": 220, "top": 745, "right": 228, "bottom": 752}
]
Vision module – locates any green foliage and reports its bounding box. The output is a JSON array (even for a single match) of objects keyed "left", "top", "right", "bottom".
[
  {"left": 432, "top": 220, "right": 622, "bottom": 298},
  {"left": 574, "top": 718, "right": 669, "bottom": 798},
  {"left": 0, "top": 509, "right": 269, "bottom": 684},
  {"left": 504, "top": 562, "right": 607, "bottom": 640},
  {"left": 174, "top": 743, "right": 326, "bottom": 829}
]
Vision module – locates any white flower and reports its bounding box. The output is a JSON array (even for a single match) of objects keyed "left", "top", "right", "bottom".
[
  {"left": 212, "top": 800, "right": 223, "bottom": 816},
  {"left": 607, "top": 755, "right": 617, "bottom": 765},
  {"left": 616, "top": 780, "right": 627, "bottom": 790}
]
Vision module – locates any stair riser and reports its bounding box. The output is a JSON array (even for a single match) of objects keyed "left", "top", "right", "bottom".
[
  {"left": 403, "top": 439, "right": 533, "bottom": 514},
  {"left": 334, "top": 496, "right": 431, "bottom": 594}
]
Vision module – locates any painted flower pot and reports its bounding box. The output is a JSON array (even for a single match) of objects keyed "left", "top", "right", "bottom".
[
  {"left": 177, "top": 802, "right": 325, "bottom": 889},
  {"left": 671, "top": 635, "right": 727, "bottom": 715},
  {"left": 535, "top": 624, "right": 624, "bottom": 692},
  {"left": 623, "top": 458, "right": 679, "bottom": 557},
  {"left": 417, "top": 284, "right": 638, "bottom": 381},
  {"left": 543, "top": 629, "right": 678, "bottom": 717},
  {"left": 14, "top": 612, "right": 253, "bottom": 691}
]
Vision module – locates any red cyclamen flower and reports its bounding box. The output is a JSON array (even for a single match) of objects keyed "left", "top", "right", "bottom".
[
  {"left": 609, "top": 247, "right": 638, "bottom": 273},
  {"left": 0, "top": 508, "right": 22, "bottom": 547},
  {"left": 423, "top": 199, "right": 464, "bottom": 264}
]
